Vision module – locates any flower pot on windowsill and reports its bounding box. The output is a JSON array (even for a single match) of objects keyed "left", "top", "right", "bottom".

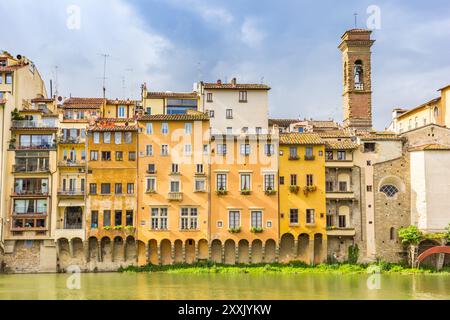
[
  {"left": 289, "top": 185, "right": 300, "bottom": 194},
  {"left": 304, "top": 155, "right": 315, "bottom": 161},
  {"left": 240, "top": 189, "right": 251, "bottom": 195},
  {"left": 125, "top": 225, "right": 134, "bottom": 232},
  {"left": 264, "top": 189, "right": 277, "bottom": 195},
  {"left": 228, "top": 227, "right": 241, "bottom": 234},
  {"left": 113, "top": 225, "right": 123, "bottom": 230},
  {"left": 289, "top": 155, "right": 300, "bottom": 160},
  {"left": 103, "top": 226, "right": 111, "bottom": 230},
  {"left": 303, "top": 185, "right": 317, "bottom": 195},
  {"left": 216, "top": 189, "right": 228, "bottom": 195},
  {"left": 250, "top": 227, "right": 263, "bottom": 233},
  {"left": 146, "top": 189, "right": 156, "bottom": 194}
]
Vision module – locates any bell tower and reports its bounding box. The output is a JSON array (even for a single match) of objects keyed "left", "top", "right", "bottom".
[{"left": 339, "top": 29, "right": 375, "bottom": 131}]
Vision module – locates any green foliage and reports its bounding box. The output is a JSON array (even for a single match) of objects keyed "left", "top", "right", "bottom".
[
  {"left": 228, "top": 227, "right": 241, "bottom": 233},
  {"left": 445, "top": 223, "right": 450, "bottom": 240},
  {"left": 250, "top": 227, "right": 263, "bottom": 233},
  {"left": 347, "top": 244, "right": 359, "bottom": 264},
  {"left": 11, "top": 108, "right": 25, "bottom": 120},
  {"left": 113, "top": 225, "right": 123, "bottom": 230},
  {"left": 103, "top": 226, "right": 111, "bottom": 230},
  {"left": 398, "top": 225, "right": 423, "bottom": 245}
]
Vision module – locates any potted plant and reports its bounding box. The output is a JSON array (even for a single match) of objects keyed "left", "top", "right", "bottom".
[
  {"left": 125, "top": 225, "right": 134, "bottom": 231},
  {"left": 216, "top": 187, "right": 228, "bottom": 195},
  {"left": 113, "top": 225, "right": 123, "bottom": 230},
  {"left": 303, "top": 185, "right": 317, "bottom": 195},
  {"left": 250, "top": 227, "right": 263, "bottom": 233},
  {"left": 103, "top": 226, "right": 111, "bottom": 230},
  {"left": 240, "top": 189, "right": 251, "bottom": 195},
  {"left": 228, "top": 227, "right": 241, "bottom": 234},
  {"left": 264, "top": 187, "right": 276, "bottom": 195},
  {"left": 289, "top": 185, "right": 300, "bottom": 194}
]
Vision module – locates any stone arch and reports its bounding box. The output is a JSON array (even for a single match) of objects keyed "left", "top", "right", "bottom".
[
  {"left": 185, "top": 239, "right": 196, "bottom": 264},
  {"left": 279, "top": 233, "right": 295, "bottom": 262},
  {"left": 57, "top": 238, "right": 70, "bottom": 271},
  {"left": 224, "top": 239, "right": 236, "bottom": 265},
  {"left": 113, "top": 236, "right": 125, "bottom": 263},
  {"left": 197, "top": 239, "right": 209, "bottom": 261},
  {"left": 251, "top": 239, "right": 263, "bottom": 263},
  {"left": 210, "top": 239, "right": 222, "bottom": 263},
  {"left": 173, "top": 239, "right": 183, "bottom": 263},
  {"left": 313, "top": 233, "right": 324, "bottom": 265},
  {"left": 148, "top": 239, "right": 158, "bottom": 265},
  {"left": 378, "top": 175, "right": 405, "bottom": 199},
  {"left": 71, "top": 237, "right": 84, "bottom": 261},
  {"left": 88, "top": 236, "right": 99, "bottom": 262},
  {"left": 137, "top": 240, "right": 147, "bottom": 266},
  {"left": 160, "top": 239, "right": 172, "bottom": 265},
  {"left": 298, "top": 233, "right": 310, "bottom": 263},
  {"left": 265, "top": 239, "right": 276, "bottom": 262},
  {"left": 125, "top": 236, "right": 137, "bottom": 262},
  {"left": 101, "top": 237, "right": 112, "bottom": 262},
  {"left": 237, "top": 239, "right": 249, "bottom": 264}
]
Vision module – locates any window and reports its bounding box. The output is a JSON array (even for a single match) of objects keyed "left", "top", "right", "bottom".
[
  {"left": 228, "top": 211, "right": 240, "bottom": 229},
  {"left": 226, "top": 109, "right": 233, "bottom": 119},
  {"left": 146, "top": 107, "right": 151, "bottom": 115},
  {"left": 185, "top": 123, "right": 192, "bottom": 134},
  {"left": 170, "top": 181, "right": 180, "bottom": 192},
  {"left": 256, "top": 127, "right": 262, "bottom": 134},
  {"left": 239, "top": 91, "right": 247, "bottom": 102},
  {"left": 103, "top": 210, "right": 111, "bottom": 227},
  {"left": 146, "top": 123, "right": 153, "bottom": 134},
  {"left": 180, "top": 208, "right": 198, "bottom": 230},
  {"left": 147, "top": 164, "right": 156, "bottom": 173},
  {"left": 81, "top": 150, "right": 86, "bottom": 160},
  {"left": 161, "top": 145, "right": 169, "bottom": 156},
  {"left": 126, "top": 210, "right": 133, "bottom": 226},
  {"left": 306, "top": 209, "right": 315, "bottom": 224},
  {"left": 196, "top": 164, "right": 203, "bottom": 173},
  {"left": 339, "top": 181, "right": 347, "bottom": 192},
  {"left": 364, "top": 143, "right": 376, "bottom": 152},
  {"left": 240, "top": 144, "right": 251, "bottom": 155},
  {"left": 146, "top": 145, "right": 153, "bottom": 156},
  {"left": 241, "top": 127, "right": 248, "bottom": 134},
  {"left": 217, "top": 144, "right": 227, "bottom": 155},
  {"left": 90, "top": 150, "right": 98, "bottom": 161},
  {"left": 209, "top": 110, "right": 215, "bottom": 118},
  {"left": 91, "top": 211, "right": 98, "bottom": 228},
  {"left": 151, "top": 208, "right": 168, "bottom": 230},
  {"left": 146, "top": 177, "right": 156, "bottom": 192},
  {"left": 290, "top": 174, "right": 297, "bottom": 186},
  {"left": 161, "top": 123, "right": 169, "bottom": 134},
  {"left": 338, "top": 215, "right": 346, "bottom": 228},
  {"left": 354, "top": 60, "right": 363, "bottom": 89},
  {"left": 128, "top": 151, "right": 136, "bottom": 161},
  {"left": 265, "top": 143, "right": 274, "bottom": 156},
  {"left": 380, "top": 184, "right": 399, "bottom": 197},
  {"left": 124, "top": 132, "right": 132, "bottom": 144},
  {"left": 184, "top": 144, "right": 192, "bottom": 156},
  {"left": 325, "top": 151, "right": 333, "bottom": 160},
  {"left": 337, "top": 150, "right": 346, "bottom": 160},
  {"left": 116, "top": 151, "right": 123, "bottom": 161},
  {"left": 195, "top": 178, "right": 206, "bottom": 192},
  {"left": 326, "top": 215, "right": 333, "bottom": 227},
  {"left": 127, "top": 183, "right": 134, "bottom": 194},
  {"left": 251, "top": 211, "right": 262, "bottom": 228},
  {"left": 114, "top": 210, "right": 122, "bottom": 226},
  {"left": 240, "top": 174, "right": 251, "bottom": 191},
  {"left": 117, "top": 106, "right": 126, "bottom": 118},
  {"left": 103, "top": 132, "right": 111, "bottom": 144},
  {"left": 89, "top": 183, "right": 97, "bottom": 194},
  {"left": 171, "top": 163, "right": 179, "bottom": 173},
  {"left": 217, "top": 174, "right": 227, "bottom": 191},
  {"left": 93, "top": 132, "right": 100, "bottom": 144},
  {"left": 264, "top": 174, "right": 275, "bottom": 191},
  {"left": 279, "top": 176, "right": 285, "bottom": 185},
  {"left": 115, "top": 183, "right": 122, "bottom": 194},
  {"left": 217, "top": 221, "right": 223, "bottom": 228},
  {"left": 5, "top": 73, "right": 12, "bottom": 84},
  {"left": 101, "top": 183, "right": 111, "bottom": 194},
  {"left": 289, "top": 147, "right": 298, "bottom": 159},
  {"left": 326, "top": 181, "right": 333, "bottom": 192},
  {"left": 115, "top": 132, "right": 122, "bottom": 144},
  {"left": 101, "top": 151, "right": 111, "bottom": 161},
  {"left": 289, "top": 209, "right": 299, "bottom": 224},
  {"left": 305, "top": 147, "right": 313, "bottom": 157},
  {"left": 434, "top": 107, "right": 439, "bottom": 120},
  {"left": 367, "top": 185, "right": 373, "bottom": 192},
  {"left": 306, "top": 174, "right": 313, "bottom": 186},
  {"left": 226, "top": 127, "right": 233, "bottom": 135},
  {"left": 390, "top": 227, "right": 395, "bottom": 240},
  {"left": 207, "top": 93, "right": 213, "bottom": 102}
]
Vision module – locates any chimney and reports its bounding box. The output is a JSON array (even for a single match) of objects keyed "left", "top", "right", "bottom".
[
  {"left": 231, "top": 77, "right": 237, "bottom": 86},
  {"left": 217, "top": 79, "right": 222, "bottom": 85}
]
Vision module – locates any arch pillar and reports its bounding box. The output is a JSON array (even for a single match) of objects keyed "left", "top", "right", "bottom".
[
  {"left": 274, "top": 245, "right": 280, "bottom": 263},
  {"left": 98, "top": 240, "right": 103, "bottom": 262},
  {"left": 123, "top": 241, "right": 127, "bottom": 263},
  {"left": 194, "top": 242, "right": 199, "bottom": 262},
  {"left": 293, "top": 239, "right": 299, "bottom": 259},
  {"left": 248, "top": 246, "right": 253, "bottom": 264},
  {"left": 308, "top": 236, "right": 315, "bottom": 265},
  {"left": 261, "top": 245, "right": 266, "bottom": 262},
  {"left": 111, "top": 241, "right": 115, "bottom": 262},
  {"left": 221, "top": 245, "right": 225, "bottom": 263},
  {"left": 69, "top": 240, "right": 74, "bottom": 258},
  {"left": 182, "top": 244, "right": 186, "bottom": 263},
  {"left": 83, "top": 241, "right": 90, "bottom": 262},
  {"left": 322, "top": 236, "right": 328, "bottom": 263},
  {"left": 157, "top": 245, "right": 162, "bottom": 265}
]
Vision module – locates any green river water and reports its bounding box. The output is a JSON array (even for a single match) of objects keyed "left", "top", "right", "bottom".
[{"left": 0, "top": 273, "right": 449, "bottom": 300}]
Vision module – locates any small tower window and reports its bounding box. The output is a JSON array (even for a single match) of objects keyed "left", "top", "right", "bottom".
[
  {"left": 354, "top": 60, "right": 363, "bottom": 90},
  {"left": 380, "top": 184, "right": 399, "bottom": 198},
  {"left": 390, "top": 227, "right": 395, "bottom": 240},
  {"left": 433, "top": 107, "right": 439, "bottom": 122}
]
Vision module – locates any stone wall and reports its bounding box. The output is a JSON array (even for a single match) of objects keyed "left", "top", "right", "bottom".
[{"left": 2, "top": 240, "right": 41, "bottom": 273}]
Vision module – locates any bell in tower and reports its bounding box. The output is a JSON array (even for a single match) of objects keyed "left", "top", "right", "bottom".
[{"left": 339, "top": 29, "right": 375, "bottom": 131}]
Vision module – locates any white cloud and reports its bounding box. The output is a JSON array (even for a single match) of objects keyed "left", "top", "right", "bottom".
[
  {"left": 241, "top": 18, "right": 266, "bottom": 47},
  {"left": 166, "top": 0, "right": 234, "bottom": 26}
]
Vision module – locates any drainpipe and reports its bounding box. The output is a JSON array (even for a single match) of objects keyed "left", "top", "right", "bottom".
[{"left": 354, "top": 165, "right": 364, "bottom": 243}]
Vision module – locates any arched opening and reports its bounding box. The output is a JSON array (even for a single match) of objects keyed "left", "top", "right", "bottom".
[
  {"left": 71, "top": 237, "right": 84, "bottom": 261},
  {"left": 378, "top": 176, "right": 404, "bottom": 199},
  {"left": 88, "top": 237, "right": 98, "bottom": 262},
  {"left": 197, "top": 239, "right": 209, "bottom": 261},
  {"left": 64, "top": 206, "right": 83, "bottom": 229},
  {"left": 265, "top": 239, "right": 276, "bottom": 262},
  {"left": 173, "top": 240, "right": 183, "bottom": 263},
  {"left": 125, "top": 236, "right": 136, "bottom": 262},
  {"left": 185, "top": 239, "right": 196, "bottom": 264},
  {"left": 224, "top": 239, "right": 236, "bottom": 265},
  {"left": 148, "top": 239, "right": 158, "bottom": 265},
  {"left": 298, "top": 233, "right": 310, "bottom": 263},
  {"left": 160, "top": 239, "right": 172, "bottom": 265},
  {"left": 57, "top": 238, "right": 70, "bottom": 270},
  {"left": 338, "top": 205, "right": 350, "bottom": 228},
  {"left": 390, "top": 227, "right": 395, "bottom": 241},
  {"left": 137, "top": 240, "right": 147, "bottom": 266},
  {"left": 279, "top": 233, "right": 295, "bottom": 262},
  {"left": 101, "top": 237, "right": 112, "bottom": 262},
  {"left": 418, "top": 239, "right": 440, "bottom": 267},
  {"left": 251, "top": 239, "right": 263, "bottom": 263},
  {"left": 354, "top": 60, "right": 363, "bottom": 89},
  {"left": 380, "top": 185, "right": 399, "bottom": 198},
  {"left": 237, "top": 240, "right": 249, "bottom": 264},
  {"left": 434, "top": 106, "right": 439, "bottom": 122},
  {"left": 313, "top": 233, "right": 324, "bottom": 265},
  {"left": 210, "top": 239, "right": 222, "bottom": 263},
  {"left": 113, "top": 237, "right": 124, "bottom": 263}
]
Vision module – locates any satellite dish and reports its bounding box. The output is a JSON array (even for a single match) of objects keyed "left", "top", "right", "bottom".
[{"left": 57, "top": 96, "right": 63, "bottom": 102}]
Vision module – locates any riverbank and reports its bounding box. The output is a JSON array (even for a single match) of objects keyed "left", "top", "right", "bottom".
[{"left": 118, "top": 261, "right": 450, "bottom": 275}]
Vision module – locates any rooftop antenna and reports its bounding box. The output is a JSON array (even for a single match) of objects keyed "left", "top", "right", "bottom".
[
  {"left": 99, "top": 53, "right": 110, "bottom": 99},
  {"left": 354, "top": 12, "right": 358, "bottom": 28},
  {"left": 53, "top": 65, "right": 59, "bottom": 97},
  {"left": 260, "top": 76, "right": 264, "bottom": 84}
]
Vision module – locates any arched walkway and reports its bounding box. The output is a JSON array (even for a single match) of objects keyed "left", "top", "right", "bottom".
[
  {"left": 173, "top": 240, "right": 183, "bottom": 263},
  {"left": 71, "top": 237, "right": 84, "bottom": 261},
  {"left": 224, "top": 239, "right": 236, "bottom": 264},
  {"left": 238, "top": 240, "right": 249, "bottom": 264},
  {"left": 88, "top": 237, "right": 99, "bottom": 262},
  {"left": 197, "top": 239, "right": 208, "bottom": 261},
  {"left": 137, "top": 240, "right": 146, "bottom": 266},
  {"left": 125, "top": 236, "right": 136, "bottom": 262},
  {"left": 148, "top": 240, "right": 158, "bottom": 265},
  {"left": 160, "top": 239, "right": 172, "bottom": 265},
  {"left": 57, "top": 238, "right": 70, "bottom": 270},
  {"left": 418, "top": 239, "right": 444, "bottom": 268},
  {"left": 185, "top": 239, "right": 196, "bottom": 264},
  {"left": 211, "top": 240, "right": 222, "bottom": 263},
  {"left": 279, "top": 233, "right": 295, "bottom": 262},
  {"left": 313, "top": 233, "right": 324, "bottom": 264},
  {"left": 251, "top": 240, "right": 263, "bottom": 263},
  {"left": 101, "top": 237, "right": 112, "bottom": 262},
  {"left": 113, "top": 237, "right": 125, "bottom": 263},
  {"left": 265, "top": 239, "right": 276, "bottom": 262},
  {"left": 298, "top": 233, "right": 309, "bottom": 263}
]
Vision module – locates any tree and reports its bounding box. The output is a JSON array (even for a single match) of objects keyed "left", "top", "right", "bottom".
[
  {"left": 11, "top": 108, "right": 25, "bottom": 121},
  {"left": 398, "top": 225, "right": 423, "bottom": 267},
  {"left": 445, "top": 223, "right": 450, "bottom": 244}
]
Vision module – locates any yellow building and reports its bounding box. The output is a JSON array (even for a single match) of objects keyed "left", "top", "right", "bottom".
[
  {"left": 278, "top": 133, "right": 327, "bottom": 264},
  {"left": 136, "top": 113, "right": 210, "bottom": 265},
  {"left": 210, "top": 133, "right": 279, "bottom": 264},
  {"left": 102, "top": 99, "right": 136, "bottom": 119},
  {"left": 141, "top": 83, "right": 199, "bottom": 115}
]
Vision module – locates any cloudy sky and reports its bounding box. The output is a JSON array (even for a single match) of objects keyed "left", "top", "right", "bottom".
[{"left": 1, "top": 0, "right": 449, "bottom": 129}]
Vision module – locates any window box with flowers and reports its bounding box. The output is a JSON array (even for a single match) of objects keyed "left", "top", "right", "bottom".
[
  {"left": 264, "top": 188, "right": 277, "bottom": 195},
  {"left": 303, "top": 185, "right": 317, "bottom": 195},
  {"left": 240, "top": 189, "right": 251, "bottom": 195},
  {"left": 228, "top": 227, "right": 241, "bottom": 234},
  {"left": 216, "top": 188, "right": 228, "bottom": 196},
  {"left": 113, "top": 225, "right": 123, "bottom": 230},
  {"left": 289, "top": 185, "right": 300, "bottom": 194},
  {"left": 304, "top": 155, "right": 315, "bottom": 161},
  {"left": 250, "top": 227, "right": 263, "bottom": 233}
]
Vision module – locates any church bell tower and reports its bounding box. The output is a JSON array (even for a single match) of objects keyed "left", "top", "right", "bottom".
[{"left": 339, "top": 29, "right": 375, "bottom": 131}]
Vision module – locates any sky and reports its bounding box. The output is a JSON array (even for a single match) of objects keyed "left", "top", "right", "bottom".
[{"left": 1, "top": 0, "right": 450, "bottom": 129}]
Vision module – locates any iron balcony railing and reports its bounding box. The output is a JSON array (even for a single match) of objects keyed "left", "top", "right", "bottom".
[
  {"left": 11, "top": 120, "right": 58, "bottom": 128},
  {"left": 13, "top": 165, "right": 50, "bottom": 173},
  {"left": 57, "top": 189, "right": 85, "bottom": 196}
]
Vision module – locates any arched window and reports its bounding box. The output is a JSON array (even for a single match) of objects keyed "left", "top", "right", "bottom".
[
  {"left": 380, "top": 184, "right": 399, "bottom": 197},
  {"left": 390, "top": 227, "right": 395, "bottom": 240},
  {"left": 433, "top": 107, "right": 439, "bottom": 121},
  {"left": 354, "top": 60, "right": 363, "bottom": 90}
]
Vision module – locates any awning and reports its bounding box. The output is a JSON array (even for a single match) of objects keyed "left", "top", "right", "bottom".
[{"left": 58, "top": 199, "right": 85, "bottom": 207}]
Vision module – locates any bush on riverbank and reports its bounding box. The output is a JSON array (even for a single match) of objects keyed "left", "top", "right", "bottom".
[{"left": 118, "top": 261, "right": 450, "bottom": 275}]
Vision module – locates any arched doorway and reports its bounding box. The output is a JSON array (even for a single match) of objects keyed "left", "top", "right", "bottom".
[
  {"left": 197, "top": 239, "right": 209, "bottom": 261},
  {"left": 64, "top": 207, "right": 83, "bottom": 229},
  {"left": 210, "top": 240, "right": 222, "bottom": 263},
  {"left": 265, "top": 239, "right": 276, "bottom": 262},
  {"left": 313, "top": 234, "right": 324, "bottom": 264},
  {"left": 279, "top": 233, "right": 295, "bottom": 262},
  {"left": 298, "top": 233, "right": 309, "bottom": 263},
  {"left": 224, "top": 240, "right": 236, "bottom": 265},
  {"left": 160, "top": 239, "right": 172, "bottom": 265},
  {"left": 173, "top": 240, "right": 183, "bottom": 263},
  {"left": 238, "top": 240, "right": 249, "bottom": 264},
  {"left": 185, "top": 239, "right": 196, "bottom": 264}
]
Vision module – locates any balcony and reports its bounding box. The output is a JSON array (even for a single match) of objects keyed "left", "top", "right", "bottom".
[
  {"left": 304, "top": 155, "right": 315, "bottom": 161},
  {"left": 57, "top": 160, "right": 86, "bottom": 168},
  {"left": 326, "top": 227, "right": 356, "bottom": 236},
  {"left": 325, "top": 160, "right": 354, "bottom": 168},
  {"left": 326, "top": 190, "right": 355, "bottom": 200},
  {"left": 11, "top": 120, "right": 58, "bottom": 130},
  {"left": 57, "top": 136, "right": 84, "bottom": 144},
  {"left": 12, "top": 165, "right": 50, "bottom": 174},
  {"left": 11, "top": 189, "right": 49, "bottom": 197},
  {"left": 167, "top": 192, "right": 183, "bottom": 201},
  {"left": 11, "top": 213, "right": 47, "bottom": 232},
  {"left": 58, "top": 189, "right": 85, "bottom": 197},
  {"left": 11, "top": 144, "right": 56, "bottom": 151}
]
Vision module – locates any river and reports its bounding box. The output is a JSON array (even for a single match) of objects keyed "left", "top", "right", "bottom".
[{"left": 0, "top": 273, "right": 449, "bottom": 299}]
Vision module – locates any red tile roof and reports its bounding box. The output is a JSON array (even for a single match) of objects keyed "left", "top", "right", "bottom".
[
  {"left": 106, "top": 99, "right": 137, "bottom": 105},
  {"left": 408, "top": 144, "right": 450, "bottom": 152},
  {"left": 88, "top": 125, "right": 138, "bottom": 132},
  {"left": 268, "top": 118, "right": 299, "bottom": 127},
  {"left": 397, "top": 97, "right": 441, "bottom": 119},
  {"left": 0, "top": 63, "right": 27, "bottom": 72},
  {"left": 63, "top": 97, "right": 104, "bottom": 109},
  {"left": 202, "top": 82, "right": 270, "bottom": 90},
  {"left": 146, "top": 92, "right": 198, "bottom": 99},
  {"left": 279, "top": 133, "right": 324, "bottom": 145},
  {"left": 31, "top": 98, "right": 54, "bottom": 103},
  {"left": 138, "top": 113, "right": 209, "bottom": 121}
]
